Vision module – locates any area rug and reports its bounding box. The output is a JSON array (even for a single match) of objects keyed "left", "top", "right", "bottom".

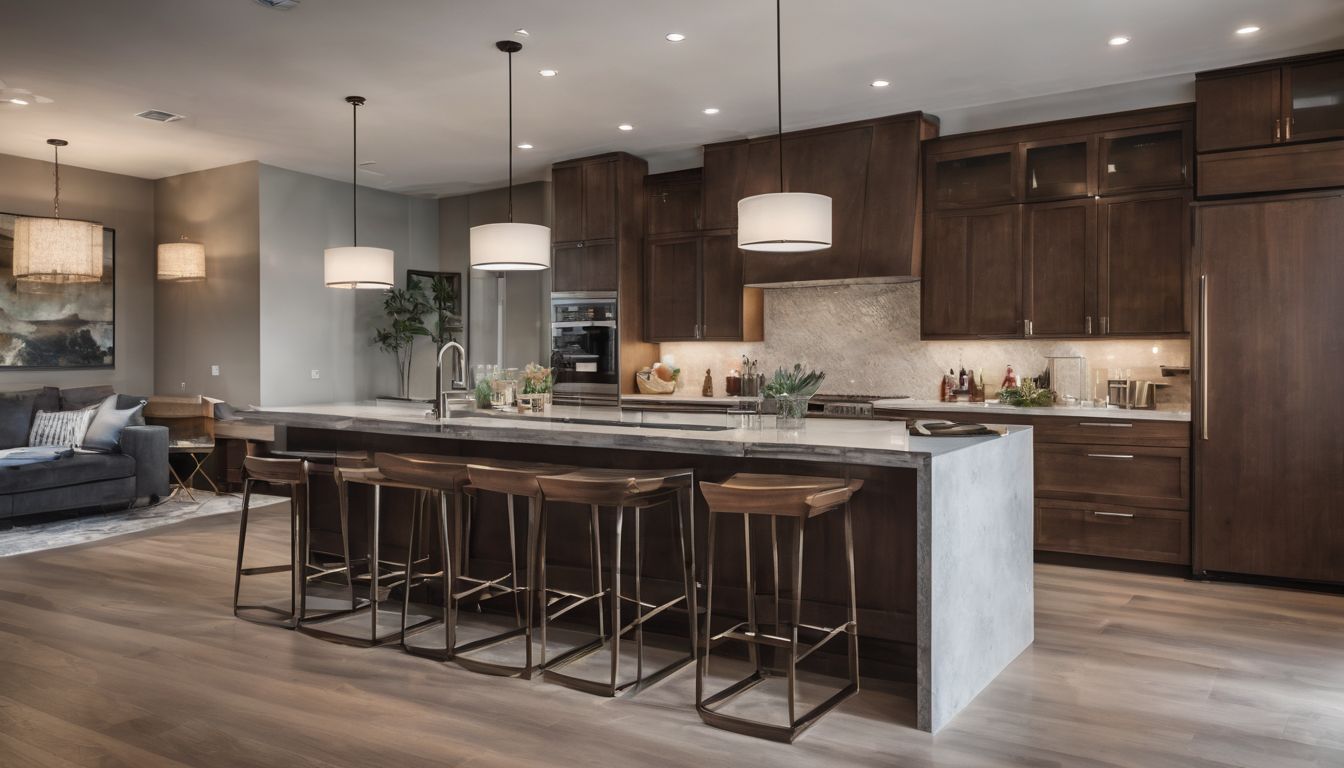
[{"left": 0, "top": 492, "right": 284, "bottom": 558}]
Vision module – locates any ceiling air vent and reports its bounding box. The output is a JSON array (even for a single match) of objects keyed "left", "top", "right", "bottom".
[
  {"left": 136, "top": 109, "right": 185, "bottom": 123},
  {"left": 255, "top": 0, "right": 300, "bottom": 8}
]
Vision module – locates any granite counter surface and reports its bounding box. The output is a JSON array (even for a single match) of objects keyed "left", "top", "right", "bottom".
[{"left": 873, "top": 398, "right": 1192, "bottom": 423}]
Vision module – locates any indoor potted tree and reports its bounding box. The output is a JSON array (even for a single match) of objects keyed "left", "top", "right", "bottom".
[{"left": 374, "top": 284, "right": 430, "bottom": 399}]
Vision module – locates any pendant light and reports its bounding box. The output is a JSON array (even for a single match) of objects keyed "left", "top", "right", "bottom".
[
  {"left": 737, "top": 0, "right": 831, "bottom": 252},
  {"left": 324, "top": 96, "right": 394, "bottom": 289},
  {"left": 157, "top": 236, "right": 206, "bottom": 282},
  {"left": 12, "top": 139, "right": 104, "bottom": 284},
  {"left": 469, "top": 40, "right": 551, "bottom": 271}
]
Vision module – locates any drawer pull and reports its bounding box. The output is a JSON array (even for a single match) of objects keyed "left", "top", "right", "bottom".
[
  {"left": 1086, "top": 453, "right": 1134, "bottom": 459},
  {"left": 1077, "top": 422, "right": 1133, "bottom": 428},
  {"left": 1091, "top": 511, "right": 1135, "bottom": 519}
]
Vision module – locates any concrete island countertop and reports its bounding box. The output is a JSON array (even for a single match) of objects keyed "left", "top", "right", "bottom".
[{"left": 244, "top": 402, "right": 1030, "bottom": 468}]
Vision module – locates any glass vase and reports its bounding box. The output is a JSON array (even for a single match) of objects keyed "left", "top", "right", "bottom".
[{"left": 774, "top": 394, "right": 810, "bottom": 429}]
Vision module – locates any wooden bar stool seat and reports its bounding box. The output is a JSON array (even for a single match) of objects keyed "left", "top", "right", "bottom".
[
  {"left": 233, "top": 455, "right": 361, "bottom": 630},
  {"left": 534, "top": 468, "right": 698, "bottom": 697},
  {"left": 447, "top": 460, "right": 575, "bottom": 679},
  {"left": 696, "top": 472, "right": 863, "bottom": 743}
]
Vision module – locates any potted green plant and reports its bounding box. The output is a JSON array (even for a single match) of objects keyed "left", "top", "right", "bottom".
[
  {"left": 764, "top": 363, "right": 825, "bottom": 429},
  {"left": 517, "top": 363, "right": 553, "bottom": 412},
  {"left": 374, "top": 285, "right": 430, "bottom": 399}
]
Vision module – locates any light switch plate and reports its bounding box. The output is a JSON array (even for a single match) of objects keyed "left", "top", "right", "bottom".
[{"left": 211, "top": 365, "right": 220, "bottom": 376}]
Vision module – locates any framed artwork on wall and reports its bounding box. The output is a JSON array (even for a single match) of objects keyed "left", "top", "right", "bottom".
[{"left": 0, "top": 212, "right": 115, "bottom": 369}]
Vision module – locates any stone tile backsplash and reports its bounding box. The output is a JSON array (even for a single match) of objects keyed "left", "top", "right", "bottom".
[{"left": 657, "top": 282, "right": 1191, "bottom": 408}]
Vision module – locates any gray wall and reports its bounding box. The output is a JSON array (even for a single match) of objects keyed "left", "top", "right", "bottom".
[
  {"left": 154, "top": 162, "right": 261, "bottom": 405},
  {"left": 0, "top": 151, "right": 155, "bottom": 395},
  {"left": 438, "top": 181, "right": 550, "bottom": 372},
  {"left": 258, "top": 164, "right": 438, "bottom": 405}
]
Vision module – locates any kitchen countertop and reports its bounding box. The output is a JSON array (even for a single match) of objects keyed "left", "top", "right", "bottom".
[
  {"left": 620, "top": 393, "right": 760, "bottom": 405},
  {"left": 245, "top": 402, "right": 1030, "bottom": 467},
  {"left": 871, "top": 398, "right": 1192, "bottom": 423}
]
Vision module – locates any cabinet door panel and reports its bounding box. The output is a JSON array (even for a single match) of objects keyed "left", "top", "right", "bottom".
[
  {"left": 1196, "top": 194, "right": 1344, "bottom": 582},
  {"left": 551, "top": 164, "right": 584, "bottom": 243},
  {"left": 1099, "top": 192, "right": 1189, "bottom": 335},
  {"left": 860, "top": 118, "right": 923, "bottom": 277},
  {"left": 1098, "top": 126, "right": 1190, "bottom": 195},
  {"left": 582, "top": 160, "right": 617, "bottom": 241},
  {"left": 580, "top": 242, "right": 619, "bottom": 293},
  {"left": 922, "top": 206, "right": 1021, "bottom": 337},
  {"left": 551, "top": 244, "right": 584, "bottom": 293},
  {"left": 700, "top": 234, "right": 744, "bottom": 340},
  {"left": 1196, "top": 69, "right": 1282, "bottom": 152},
  {"left": 647, "top": 181, "right": 700, "bottom": 235},
  {"left": 1024, "top": 199, "right": 1095, "bottom": 336},
  {"left": 644, "top": 238, "right": 699, "bottom": 341},
  {"left": 1285, "top": 57, "right": 1344, "bottom": 143},
  {"left": 929, "top": 147, "right": 1019, "bottom": 209},
  {"left": 701, "top": 143, "right": 745, "bottom": 231}
]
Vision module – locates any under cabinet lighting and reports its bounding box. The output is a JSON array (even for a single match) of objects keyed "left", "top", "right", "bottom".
[{"left": 1109, "top": 36, "right": 1130, "bottom": 46}]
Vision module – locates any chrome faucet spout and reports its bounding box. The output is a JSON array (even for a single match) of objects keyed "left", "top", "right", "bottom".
[{"left": 433, "top": 341, "right": 468, "bottom": 419}]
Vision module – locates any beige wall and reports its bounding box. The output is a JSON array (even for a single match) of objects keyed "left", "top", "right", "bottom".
[
  {"left": 0, "top": 151, "right": 156, "bottom": 395},
  {"left": 154, "top": 162, "right": 261, "bottom": 405},
  {"left": 438, "top": 181, "right": 551, "bottom": 372}
]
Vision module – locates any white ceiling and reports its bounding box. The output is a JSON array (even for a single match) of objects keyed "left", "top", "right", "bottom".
[{"left": 2, "top": 0, "right": 1342, "bottom": 196}]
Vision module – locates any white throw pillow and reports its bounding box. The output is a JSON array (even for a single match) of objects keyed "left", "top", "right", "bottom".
[{"left": 29, "top": 405, "right": 98, "bottom": 448}]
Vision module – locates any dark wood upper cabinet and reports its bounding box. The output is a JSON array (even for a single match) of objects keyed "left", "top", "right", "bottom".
[
  {"left": 643, "top": 236, "right": 700, "bottom": 341},
  {"left": 1023, "top": 137, "right": 1094, "bottom": 202},
  {"left": 552, "top": 242, "right": 618, "bottom": 294},
  {"left": 1097, "top": 125, "right": 1190, "bottom": 195},
  {"left": 646, "top": 169, "right": 701, "bottom": 235},
  {"left": 1098, "top": 191, "right": 1190, "bottom": 336},
  {"left": 701, "top": 112, "right": 937, "bottom": 285},
  {"left": 1023, "top": 198, "right": 1096, "bottom": 337},
  {"left": 551, "top": 164, "right": 585, "bottom": 242},
  {"left": 581, "top": 160, "right": 617, "bottom": 241},
  {"left": 643, "top": 233, "right": 761, "bottom": 343},
  {"left": 1285, "top": 57, "right": 1344, "bottom": 143},
  {"left": 1196, "top": 68, "right": 1282, "bottom": 152},
  {"left": 921, "top": 206, "right": 1022, "bottom": 338},
  {"left": 1196, "top": 51, "right": 1344, "bottom": 154},
  {"left": 928, "top": 146, "right": 1019, "bottom": 209}
]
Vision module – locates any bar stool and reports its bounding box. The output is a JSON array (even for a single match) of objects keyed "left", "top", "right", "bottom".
[
  {"left": 535, "top": 468, "right": 698, "bottom": 697},
  {"left": 696, "top": 473, "right": 863, "bottom": 743},
  {"left": 297, "top": 459, "right": 441, "bottom": 647},
  {"left": 233, "top": 455, "right": 359, "bottom": 628},
  {"left": 454, "top": 460, "right": 575, "bottom": 679}
]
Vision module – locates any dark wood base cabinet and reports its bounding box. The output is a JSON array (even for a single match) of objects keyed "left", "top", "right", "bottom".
[{"left": 1194, "top": 192, "right": 1344, "bottom": 584}]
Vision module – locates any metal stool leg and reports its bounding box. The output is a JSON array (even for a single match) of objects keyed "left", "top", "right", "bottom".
[
  {"left": 697, "top": 507, "right": 717, "bottom": 709},
  {"left": 609, "top": 505, "right": 623, "bottom": 690},
  {"left": 590, "top": 504, "right": 604, "bottom": 639},
  {"left": 232, "top": 478, "right": 252, "bottom": 614}
]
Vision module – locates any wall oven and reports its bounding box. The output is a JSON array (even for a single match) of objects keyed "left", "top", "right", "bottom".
[{"left": 549, "top": 292, "right": 618, "bottom": 406}]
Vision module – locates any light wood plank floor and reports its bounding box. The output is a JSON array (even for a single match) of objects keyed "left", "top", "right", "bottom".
[{"left": 1, "top": 502, "right": 1342, "bottom": 767}]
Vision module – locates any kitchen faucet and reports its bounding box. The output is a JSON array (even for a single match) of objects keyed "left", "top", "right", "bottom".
[{"left": 433, "top": 341, "right": 467, "bottom": 419}]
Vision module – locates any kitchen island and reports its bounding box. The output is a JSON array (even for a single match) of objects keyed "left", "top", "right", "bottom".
[{"left": 240, "top": 403, "right": 1034, "bottom": 733}]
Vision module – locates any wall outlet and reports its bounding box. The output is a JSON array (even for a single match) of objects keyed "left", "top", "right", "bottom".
[
  {"left": 179, "top": 381, "right": 186, "bottom": 391},
  {"left": 311, "top": 369, "right": 321, "bottom": 380},
  {"left": 210, "top": 365, "right": 220, "bottom": 376}
]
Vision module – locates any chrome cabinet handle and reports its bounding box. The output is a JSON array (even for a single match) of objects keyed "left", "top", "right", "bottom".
[
  {"left": 1200, "top": 274, "right": 1208, "bottom": 441},
  {"left": 1101, "top": 316, "right": 1109, "bottom": 334},
  {"left": 1275, "top": 118, "right": 1282, "bottom": 142},
  {"left": 1078, "top": 422, "right": 1133, "bottom": 428},
  {"left": 1286, "top": 116, "right": 1293, "bottom": 141},
  {"left": 1086, "top": 315, "right": 1092, "bottom": 335},
  {"left": 1087, "top": 453, "right": 1135, "bottom": 459},
  {"left": 1024, "top": 318, "right": 1033, "bottom": 336},
  {"left": 1092, "top": 511, "right": 1135, "bottom": 519}
]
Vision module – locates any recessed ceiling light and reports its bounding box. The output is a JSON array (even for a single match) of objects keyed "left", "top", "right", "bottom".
[
  {"left": 665, "top": 33, "right": 686, "bottom": 42},
  {"left": 538, "top": 69, "right": 557, "bottom": 77},
  {"left": 1236, "top": 25, "right": 1261, "bottom": 35},
  {"left": 514, "top": 29, "right": 530, "bottom": 37},
  {"left": 517, "top": 143, "right": 533, "bottom": 149},
  {"left": 8, "top": 98, "right": 28, "bottom": 106},
  {"left": 1109, "top": 35, "right": 1130, "bottom": 46},
  {"left": 702, "top": 107, "right": 720, "bottom": 115},
  {"left": 871, "top": 79, "right": 890, "bottom": 88},
  {"left": 618, "top": 123, "right": 634, "bottom": 131}
]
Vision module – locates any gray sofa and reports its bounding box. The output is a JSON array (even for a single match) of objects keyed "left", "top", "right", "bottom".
[{"left": 0, "top": 385, "right": 170, "bottom": 519}]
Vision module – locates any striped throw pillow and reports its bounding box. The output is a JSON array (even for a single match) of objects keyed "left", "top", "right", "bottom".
[{"left": 29, "top": 405, "right": 98, "bottom": 448}]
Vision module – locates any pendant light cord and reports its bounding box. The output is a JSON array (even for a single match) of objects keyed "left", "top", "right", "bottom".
[
  {"left": 52, "top": 143, "right": 61, "bottom": 219},
  {"left": 351, "top": 98, "right": 358, "bottom": 245},
  {"left": 776, "top": 0, "right": 783, "bottom": 193},
  {"left": 507, "top": 47, "right": 514, "bottom": 223}
]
